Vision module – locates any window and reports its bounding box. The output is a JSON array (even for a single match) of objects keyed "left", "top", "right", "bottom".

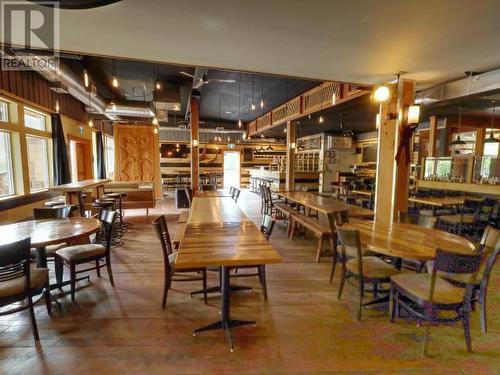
[
  {"left": 104, "top": 135, "right": 115, "bottom": 179},
  {"left": 0, "top": 99, "right": 8, "bottom": 123},
  {"left": 26, "top": 136, "right": 49, "bottom": 191},
  {"left": 0, "top": 131, "right": 14, "bottom": 197},
  {"left": 24, "top": 108, "right": 46, "bottom": 131}
]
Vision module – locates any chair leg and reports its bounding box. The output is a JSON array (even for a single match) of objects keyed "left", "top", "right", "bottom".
[
  {"left": 106, "top": 255, "right": 115, "bottom": 286},
  {"left": 462, "top": 312, "right": 473, "bottom": 353},
  {"left": 422, "top": 325, "right": 431, "bottom": 357},
  {"left": 96, "top": 259, "right": 101, "bottom": 277},
  {"left": 202, "top": 269, "right": 208, "bottom": 304},
  {"left": 259, "top": 265, "right": 268, "bottom": 301},
  {"left": 315, "top": 237, "right": 324, "bottom": 263},
  {"left": 329, "top": 249, "right": 338, "bottom": 283},
  {"left": 390, "top": 288, "right": 397, "bottom": 323},
  {"left": 479, "top": 283, "right": 488, "bottom": 334},
  {"left": 162, "top": 268, "right": 170, "bottom": 308},
  {"left": 44, "top": 281, "right": 52, "bottom": 315},
  {"left": 27, "top": 294, "right": 40, "bottom": 341},
  {"left": 337, "top": 264, "right": 346, "bottom": 300},
  {"left": 357, "top": 281, "right": 364, "bottom": 321},
  {"left": 289, "top": 219, "right": 296, "bottom": 240},
  {"left": 55, "top": 256, "right": 63, "bottom": 291},
  {"left": 70, "top": 264, "right": 76, "bottom": 301}
]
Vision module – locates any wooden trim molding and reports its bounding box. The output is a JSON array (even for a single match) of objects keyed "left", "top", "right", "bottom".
[{"left": 0, "top": 191, "right": 59, "bottom": 211}]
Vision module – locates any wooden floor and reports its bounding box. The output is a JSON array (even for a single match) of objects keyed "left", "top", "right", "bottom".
[{"left": 1, "top": 191, "right": 499, "bottom": 374}]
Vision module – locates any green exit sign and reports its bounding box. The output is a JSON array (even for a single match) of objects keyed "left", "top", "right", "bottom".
[
  {"left": 227, "top": 143, "right": 236, "bottom": 149},
  {"left": 78, "top": 126, "right": 84, "bottom": 134}
]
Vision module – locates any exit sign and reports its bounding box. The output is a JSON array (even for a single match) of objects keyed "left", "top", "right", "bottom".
[
  {"left": 227, "top": 143, "right": 236, "bottom": 149},
  {"left": 78, "top": 126, "right": 84, "bottom": 134}
]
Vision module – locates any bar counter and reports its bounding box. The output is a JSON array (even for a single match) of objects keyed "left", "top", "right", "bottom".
[{"left": 246, "top": 168, "right": 320, "bottom": 191}]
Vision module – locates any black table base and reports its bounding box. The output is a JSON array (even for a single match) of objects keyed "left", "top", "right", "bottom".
[{"left": 192, "top": 266, "right": 255, "bottom": 352}]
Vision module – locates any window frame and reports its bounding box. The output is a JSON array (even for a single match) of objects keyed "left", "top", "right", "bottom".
[
  {"left": 24, "top": 106, "right": 47, "bottom": 132},
  {"left": 26, "top": 134, "right": 51, "bottom": 193},
  {"left": 0, "top": 130, "right": 15, "bottom": 198},
  {"left": 0, "top": 99, "right": 9, "bottom": 123},
  {"left": 104, "top": 134, "right": 115, "bottom": 179}
]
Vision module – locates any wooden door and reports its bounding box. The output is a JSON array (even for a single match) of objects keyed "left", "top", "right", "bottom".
[{"left": 75, "top": 142, "right": 87, "bottom": 181}]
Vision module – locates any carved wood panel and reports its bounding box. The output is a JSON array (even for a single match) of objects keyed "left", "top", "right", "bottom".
[{"left": 115, "top": 125, "right": 158, "bottom": 182}]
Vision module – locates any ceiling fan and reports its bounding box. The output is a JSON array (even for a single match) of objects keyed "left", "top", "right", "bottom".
[{"left": 179, "top": 69, "right": 236, "bottom": 89}]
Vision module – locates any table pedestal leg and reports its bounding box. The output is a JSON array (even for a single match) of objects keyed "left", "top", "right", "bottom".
[{"left": 192, "top": 266, "right": 255, "bottom": 352}]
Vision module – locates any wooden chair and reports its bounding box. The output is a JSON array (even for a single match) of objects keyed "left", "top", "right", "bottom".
[
  {"left": 32, "top": 206, "right": 73, "bottom": 260},
  {"left": 233, "top": 188, "right": 241, "bottom": 203},
  {"left": 0, "top": 238, "right": 51, "bottom": 341},
  {"left": 231, "top": 214, "right": 275, "bottom": 300},
  {"left": 441, "top": 225, "right": 500, "bottom": 333},
  {"left": 55, "top": 210, "right": 117, "bottom": 301},
  {"left": 391, "top": 248, "right": 483, "bottom": 355},
  {"left": 229, "top": 186, "right": 235, "bottom": 197},
  {"left": 337, "top": 227, "right": 400, "bottom": 320},
  {"left": 152, "top": 215, "right": 207, "bottom": 307}
]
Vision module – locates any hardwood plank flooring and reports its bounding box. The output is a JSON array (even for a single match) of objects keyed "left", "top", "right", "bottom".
[{"left": 0, "top": 190, "right": 499, "bottom": 374}]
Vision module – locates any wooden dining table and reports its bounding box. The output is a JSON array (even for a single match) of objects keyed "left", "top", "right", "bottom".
[
  {"left": 343, "top": 218, "right": 476, "bottom": 262},
  {"left": 50, "top": 179, "right": 111, "bottom": 216},
  {"left": 0, "top": 217, "right": 101, "bottom": 292},
  {"left": 175, "top": 196, "right": 282, "bottom": 351},
  {"left": 194, "top": 190, "right": 232, "bottom": 198}
]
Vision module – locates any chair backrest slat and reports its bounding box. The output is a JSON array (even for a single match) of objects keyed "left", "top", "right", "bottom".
[
  {"left": 34, "top": 206, "right": 72, "bottom": 220},
  {"left": 99, "top": 210, "right": 117, "bottom": 252},
  {"left": 336, "top": 227, "right": 363, "bottom": 275},
  {"left": 152, "top": 215, "right": 174, "bottom": 273},
  {"left": 0, "top": 238, "right": 31, "bottom": 284}
]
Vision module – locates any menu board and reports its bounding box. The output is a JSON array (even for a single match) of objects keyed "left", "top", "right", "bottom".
[{"left": 327, "top": 136, "right": 353, "bottom": 150}]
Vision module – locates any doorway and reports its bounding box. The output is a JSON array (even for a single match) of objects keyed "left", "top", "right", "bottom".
[
  {"left": 69, "top": 138, "right": 92, "bottom": 182},
  {"left": 223, "top": 151, "right": 240, "bottom": 189}
]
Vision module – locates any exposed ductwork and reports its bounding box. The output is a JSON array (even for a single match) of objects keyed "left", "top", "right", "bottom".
[
  {"left": 1, "top": 49, "right": 158, "bottom": 119},
  {"left": 416, "top": 68, "right": 500, "bottom": 105}
]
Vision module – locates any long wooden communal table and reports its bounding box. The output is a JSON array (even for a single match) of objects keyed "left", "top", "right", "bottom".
[
  {"left": 175, "top": 197, "right": 282, "bottom": 351},
  {"left": 344, "top": 219, "right": 476, "bottom": 261},
  {"left": 50, "top": 179, "right": 111, "bottom": 216},
  {"left": 276, "top": 191, "right": 374, "bottom": 233},
  {"left": 194, "top": 190, "right": 232, "bottom": 198}
]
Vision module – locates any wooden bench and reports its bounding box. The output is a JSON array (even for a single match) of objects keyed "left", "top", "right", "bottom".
[
  {"left": 173, "top": 222, "right": 186, "bottom": 249},
  {"left": 178, "top": 210, "right": 189, "bottom": 224},
  {"left": 290, "top": 213, "right": 334, "bottom": 262},
  {"left": 273, "top": 202, "right": 295, "bottom": 235}
]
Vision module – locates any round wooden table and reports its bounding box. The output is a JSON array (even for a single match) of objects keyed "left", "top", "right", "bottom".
[
  {"left": 0, "top": 218, "right": 100, "bottom": 267},
  {"left": 343, "top": 219, "right": 476, "bottom": 261}
]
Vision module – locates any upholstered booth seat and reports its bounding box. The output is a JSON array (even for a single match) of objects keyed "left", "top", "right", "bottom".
[
  {"left": 391, "top": 273, "right": 465, "bottom": 305},
  {"left": 56, "top": 244, "right": 106, "bottom": 261},
  {"left": 0, "top": 266, "right": 48, "bottom": 298}
]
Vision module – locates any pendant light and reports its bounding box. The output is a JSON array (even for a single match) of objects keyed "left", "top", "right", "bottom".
[
  {"left": 260, "top": 75, "right": 264, "bottom": 109},
  {"left": 84, "top": 69, "right": 89, "bottom": 88},
  {"left": 251, "top": 75, "right": 255, "bottom": 110},
  {"left": 318, "top": 88, "right": 324, "bottom": 124},
  {"left": 450, "top": 106, "right": 466, "bottom": 147},
  {"left": 484, "top": 101, "right": 499, "bottom": 144},
  {"left": 55, "top": 99, "right": 60, "bottom": 113},
  {"left": 237, "top": 73, "right": 242, "bottom": 128},
  {"left": 111, "top": 101, "right": 116, "bottom": 111},
  {"left": 87, "top": 90, "right": 93, "bottom": 128},
  {"left": 112, "top": 59, "right": 119, "bottom": 87}
]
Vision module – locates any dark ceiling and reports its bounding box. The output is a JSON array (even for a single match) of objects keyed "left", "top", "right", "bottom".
[{"left": 63, "top": 55, "right": 318, "bottom": 127}]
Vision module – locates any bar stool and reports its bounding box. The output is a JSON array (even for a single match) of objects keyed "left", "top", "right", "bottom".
[
  {"left": 92, "top": 199, "right": 122, "bottom": 247},
  {"left": 103, "top": 192, "right": 131, "bottom": 231}
]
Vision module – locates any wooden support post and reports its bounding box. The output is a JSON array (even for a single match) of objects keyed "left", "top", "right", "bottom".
[
  {"left": 190, "top": 97, "right": 200, "bottom": 194},
  {"left": 429, "top": 116, "right": 438, "bottom": 157},
  {"left": 286, "top": 121, "right": 296, "bottom": 191},
  {"left": 475, "top": 126, "right": 486, "bottom": 157},
  {"left": 374, "top": 79, "right": 416, "bottom": 224}
]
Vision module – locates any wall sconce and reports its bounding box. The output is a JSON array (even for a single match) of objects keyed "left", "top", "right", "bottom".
[
  {"left": 373, "top": 85, "right": 391, "bottom": 103},
  {"left": 192, "top": 139, "right": 198, "bottom": 147},
  {"left": 290, "top": 142, "right": 296, "bottom": 150},
  {"left": 407, "top": 105, "right": 420, "bottom": 125},
  {"left": 153, "top": 127, "right": 158, "bottom": 134}
]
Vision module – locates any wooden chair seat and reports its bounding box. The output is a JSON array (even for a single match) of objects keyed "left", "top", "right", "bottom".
[
  {"left": 178, "top": 211, "right": 189, "bottom": 224},
  {"left": 0, "top": 266, "right": 48, "bottom": 298},
  {"left": 440, "top": 214, "right": 475, "bottom": 224},
  {"left": 391, "top": 273, "right": 465, "bottom": 305},
  {"left": 30, "top": 243, "right": 67, "bottom": 258},
  {"left": 56, "top": 244, "right": 106, "bottom": 261},
  {"left": 346, "top": 256, "right": 400, "bottom": 279}
]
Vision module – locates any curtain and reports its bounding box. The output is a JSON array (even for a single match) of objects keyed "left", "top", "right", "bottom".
[
  {"left": 96, "top": 131, "right": 107, "bottom": 179},
  {"left": 51, "top": 114, "right": 71, "bottom": 185}
]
